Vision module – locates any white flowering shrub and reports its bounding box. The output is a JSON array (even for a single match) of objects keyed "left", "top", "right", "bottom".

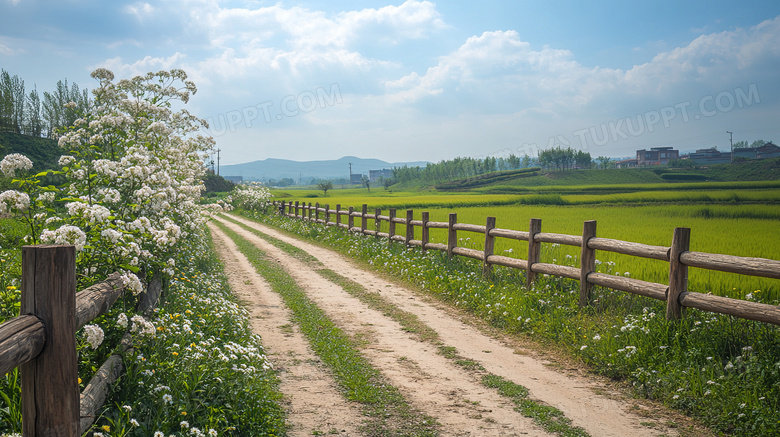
[
  {"left": 231, "top": 182, "right": 272, "bottom": 212},
  {"left": 1, "top": 68, "right": 217, "bottom": 286}
]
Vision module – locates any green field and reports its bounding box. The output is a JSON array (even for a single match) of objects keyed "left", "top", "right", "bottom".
[{"left": 273, "top": 180, "right": 780, "bottom": 303}]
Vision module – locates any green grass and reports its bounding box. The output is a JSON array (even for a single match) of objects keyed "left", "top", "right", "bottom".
[
  {"left": 212, "top": 220, "right": 440, "bottom": 436},
  {"left": 241, "top": 209, "right": 780, "bottom": 436},
  {"left": 280, "top": 202, "right": 780, "bottom": 302},
  {"left": 481, "top": 374, "right": 588, "bottom": 437}
]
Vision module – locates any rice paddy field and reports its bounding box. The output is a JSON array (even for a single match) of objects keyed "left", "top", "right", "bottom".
[{"left": 274, "top": 185, "right": 780, "bottom": 304}]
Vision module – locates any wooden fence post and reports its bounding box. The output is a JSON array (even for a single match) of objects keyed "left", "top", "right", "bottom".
[
  {"left": 447, "top": 213, "right": 457, "bottom": 260},
  {"left": 375, "top": 208, "right": 382, "bottom": 237},
  {"left": 526, "top": 218, "right": 542, "bottom": 288},
  {"left": 294, "top": 201, "right": 299, "bottom": 218},
  {"left": 388, "top": 209, "right": 396, "bottom": 245},
  {"left": 580, "top": 220, "right": 597, "bottom": 307},
  {"left": 21, "top": 245, "right": 79, "bottom": 436},
  {"left": 361, "top": 204, "right": 368, "bottom": 234},
  {"left": 335, "top": 204, "right": 341, "bottom": 227},
  {"left": 483, "top": 216, "right": 496, "bottom": 277},
  {"left": 308, "top": 203, "right": 314, "bottom": 220},
  {"left": 315, "top": 202, "right": 320, "bottom": 222},
  {"left": 348, "top": 206, "right": 355, "bottom": 231},
  {"left": 667, "top": 227, "right": 691, "bottom": 320},
  {"left": 406, "top": 210, "right": 414, "bottom": 247},
  {"left": 421, "top": 212, "right": 430, "bottom": 253},
  {"left": 325, "top": 204, "right": 330, "bottom": 225}
]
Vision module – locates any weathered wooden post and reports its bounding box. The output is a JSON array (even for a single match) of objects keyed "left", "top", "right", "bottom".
[
  {"left": 483, "top": 216, "right": 496, "bottom": 277},
  {"left": 388, "top": 209, "right": 396, "bottom": 245},
  {"left": 405, "top": 210, "right": 414, "bottom": 247},
  {"left": 421, "top": 212, "right": 430, "bottom": 253},
  {"left": 580, "top": 220, "right": 597, "bottom": 307},
  {"left": 526, "top": 218, "right": 542, "bottom": 288},
  {"left": 348, "top": 206, "right": 355, "bottom": 231},
  {"left": 294, "top": 201, "right": 299, "bottom": 218},
  {"left": 375, "top": 208, "right": 382, "bottom": 237},
  {"left": 308, "top": 203, "right": 314, "bottom": 221},
  {"left": 21, "top": 245, "right": 79, "bottom": 436},
  {"left": 447, "top": 213, "right": 457, "bottom": 260},
  {"left": 325, "top": 204, "right": 330, "bottom": 225},
  {"left": 667, "top": 227, "right": 691, "bottom": 320},
  {"left": 361, "top": 204, "right": 368, "bottom": 234},
  {"left": 313, "top": 202, "right": 319, "bottom": 222},
  {"left": 335, "top": 204, "right": 341, "bottom": 227}
]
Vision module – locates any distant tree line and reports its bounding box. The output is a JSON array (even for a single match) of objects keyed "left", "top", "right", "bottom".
[
  {"left": 0, "top": 69, "right": 91, "bottom": 138},
  {"left": 537, "top": 146, "right": 592, "bottom": 170},
  {"left": 733, "top": 140, "right": 770, "bottom": 149},
  {"left": 392, "top": 154, "right": 536, "bottom": 184}
]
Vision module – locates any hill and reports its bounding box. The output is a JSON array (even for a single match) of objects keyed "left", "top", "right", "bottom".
[
  {"left": 220, "top": 156, "right": 429, "bottom": 182},
  {"left": 0, "top": 131, "right": 61, "bottom": 171}
]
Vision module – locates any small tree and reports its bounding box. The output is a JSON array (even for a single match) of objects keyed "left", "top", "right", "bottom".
[
  {"left": 361, "top": 174, "right": 370, "bottom": 192},
  {"left": 596, "top": 156, "right": 611, "bottom": 169},
  {"left": 317, "top": 180, "right": 333, "bottom": 196}
]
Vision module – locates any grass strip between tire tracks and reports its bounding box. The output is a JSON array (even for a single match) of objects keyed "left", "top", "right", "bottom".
[
  {"left": 212, "top": 219, "right": 440, "bottom": 437},
  {"left": 221, "top": 213, "right": 591, "bottom": 437}
]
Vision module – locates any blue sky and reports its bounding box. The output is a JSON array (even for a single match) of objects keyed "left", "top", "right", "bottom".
[{"left": 2, "top": 1, "right": 780, "bottom": 165}]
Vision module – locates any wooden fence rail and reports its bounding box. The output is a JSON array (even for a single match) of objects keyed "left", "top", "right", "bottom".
[
  {"left": 273, "top": 201, "right": 780, "bottom": 327},
  {"left": 0, "top": 245, "right": 160, "bottom": 436}
]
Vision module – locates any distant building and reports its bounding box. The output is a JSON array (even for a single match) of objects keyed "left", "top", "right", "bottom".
[
  {"left": 223, "top": 175, "right": 243, "bottom": 183},
  {"left": 369, "top": 168, "right": 394, "bottom": 181},
  {"left": 686, "top": 147, "right": 731, "bottom": 165},
  {"left": 615, "top": 158, "right": 638, "bottom": 169},
  {"left": 350, "top": 173, "right": 364, "bottom": 184},
  {"left": 757, "top": 142, "right": 780, "bottom": 159},
  {"left": 732, "top": 147, "right": 757, "bottom": 160},
  {"left": 636, "top": 147, "right": 679, "bottom": 166}
]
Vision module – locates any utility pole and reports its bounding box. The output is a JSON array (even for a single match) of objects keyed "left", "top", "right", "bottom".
[
  {"left": 216, "top": 148, "right": 221, "bottom": 175},
  {"left": 348, "top": 162, "right": 353, "bottom": 179},
  {"left": 727, "top": 131, "right": 733, "bottom": 163}
]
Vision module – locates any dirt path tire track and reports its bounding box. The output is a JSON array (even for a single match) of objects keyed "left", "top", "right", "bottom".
[
  {"left": 215, "top": 216, "right": 550, "bottom": 436},
  {"left": 209, "top": 223, "right": 362, "bottom": 436},
  {"left": 218, "top": 213, "right": 680, "bottom": 436}
]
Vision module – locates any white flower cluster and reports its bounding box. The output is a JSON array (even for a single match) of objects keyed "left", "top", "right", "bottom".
[
  {"left": 83, "top": 324, "right": 105, "bottom": 349},
  {"left": 0, "top": 190, "right": 30, "bottom": 213},
  {"left": 40, "top": 225, "right": 87, "bottom": 251},
  {"left": 120, "top": 272, "right": 144, "bottom": 295},
  {"left": 130, "top": 314, "right": 156, "bottom": 337},
  {"left": 0, "top": 153, "right": 33, "bottom": 177}
]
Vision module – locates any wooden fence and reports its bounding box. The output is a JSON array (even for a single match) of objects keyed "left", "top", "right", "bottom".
[
  {"left": 0, "top": 245, "right": 161, "bottom": 436},
  {"left": 273, "top": 201, "right": 780, "bottom": 326}
]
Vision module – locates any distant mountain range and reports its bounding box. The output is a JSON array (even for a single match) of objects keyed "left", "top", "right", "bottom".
[{"left": 219, "top": 156, "right": 429, "bottom": 182}]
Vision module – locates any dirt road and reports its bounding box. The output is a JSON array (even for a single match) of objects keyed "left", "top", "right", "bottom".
[{"left": 208, "top": 214, "right": 685, "bottom": 436}]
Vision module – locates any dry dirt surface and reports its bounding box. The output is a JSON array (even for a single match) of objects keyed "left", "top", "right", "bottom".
[{"left": 209, "top": 214, "right": 687, "bottom": 437}]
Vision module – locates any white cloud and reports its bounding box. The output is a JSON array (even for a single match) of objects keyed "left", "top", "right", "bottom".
[
  {"left": 386, "top": 16, "right": 780, "bottom": 117},
  {"left": 0, "top": 43, "right": 15, "bottom": 55},
  {"left": 198, "top": 0, "right": 445, "bottom": 50},
  {"left": 124, "top": 2, "right": 154, "bottom": 19},
  {"left": 385, "top": 30, "right": 621, "bottom": 112}
]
